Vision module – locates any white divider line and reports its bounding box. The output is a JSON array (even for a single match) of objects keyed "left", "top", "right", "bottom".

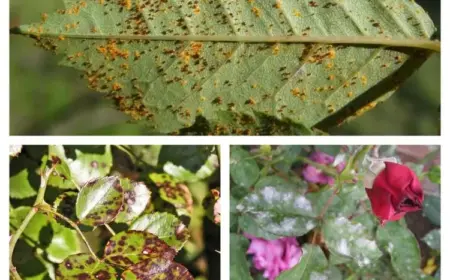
[{"left": 220, "top": 144, "right": 230, "bottom": 280}]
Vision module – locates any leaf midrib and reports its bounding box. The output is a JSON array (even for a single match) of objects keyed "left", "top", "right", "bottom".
[{"left": 12, "top": 26, "right": 440, "bottom": 52}]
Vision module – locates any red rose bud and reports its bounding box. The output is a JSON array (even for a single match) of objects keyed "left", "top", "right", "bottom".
[{"left": 366, "top": 162, "right": 423, "bottom": 225}]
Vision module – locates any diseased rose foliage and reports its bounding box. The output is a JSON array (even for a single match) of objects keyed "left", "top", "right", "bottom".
[
  {"left": 231, "top": 145, "right": 440, "bottom": 280},
  {"left": 10, "top": 145, "right": 220, "bottom": 280}
]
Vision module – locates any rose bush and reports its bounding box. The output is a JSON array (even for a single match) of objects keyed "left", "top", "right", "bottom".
[
  {"left": 10, "top": 145, "right": 220, "bottom": 280},
  {"left": 366, "top": 162, "right": 424, "bottom": 225},
  {"left": 231, "top": 145, "right": 440, "bottom": 280}
]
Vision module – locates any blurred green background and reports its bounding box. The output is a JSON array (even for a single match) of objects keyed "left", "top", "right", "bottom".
[{"left": 9, "top": 0, "right": 440, "bottom": 135}]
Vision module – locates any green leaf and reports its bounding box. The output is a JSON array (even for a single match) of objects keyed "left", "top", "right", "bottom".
[
  {"left": 48, "top": 145, "right": 113, "bottom": 189},
  {"left": 48, "top": 145, "right": 72, "bottom": 184},
  {"left": 427, "top": 166, "right": 440, "bottom": 185},
  {"left": 423, "top": 195, "right": 440, "bottom": 226},
  {"left": 236, "top": 185, "right": 316, "bottom": 237},
  {"left": 345, "top": 255, "right": 401, "bottom": 280},
  {"left": 278, "top": 244, "right": 328, "bottom": 280},
  {"left": 163, "top": 162, "right": 202, "bottom": 183},
  {"left": 329, "top": 251, "right": 352, "bottom": 266},
  {"left": 230, "top": 147, "right": 260, "bottom": 188},
  {"left": 323, "top": 217, "right": 382, "bottom": 267},
  {"left": 69, "top": 146, "right": 113, "bottom": 186},
  {"left": 10, "top": 168, "right": 38, "bottom": 199},
  {"left": 316, "top": 146, "right": 342, "bottom": 156},
  {"left": 158, "top": 146, "right": 213, "bottom": 172},
  {"left": 254, "top": 175, "right": 300, "bottom": 190},
  {"left": 10, "top": 206, "right": 80, "bottom": 263},
  {"left": 114, "top": 179, "right": 151, "bottom": 223},
  {"left": 164, "top": 153, "right": 219, "bottom": 183},
  {"left": 230, "top": 234, "right": 252, "bottom": 280},
  {"left": 334, "top": 183, "right": 368, "bottom": 217},
  {"left": 272, "top": 145, "right": 309, "bottom": 173},
  {"left": 10, "top": 156, "right": 39, "bottom": 199},
  {"left": 195, "top": 154, "right": 219, "bottom": 179},
  {"left": 53, "top": 191, "right": 78, "bottom": 227},
  {"left": 75, "top": 176, "right": 124, "bottom": 226},
  {"left": 352, "top": 213, "right": 378, "bottom": 234},
  {"left": 129, "top": 145, "right": 162, "bottom": 166},
  {"left": 11, "top": 0, "right": 438, "bottom": 134},
  {"left": 46, "top": 221, "right": 81, "bottom": 263},
  {"left": 301, "top": 185, "right": 365, "bottom": 220},
  {"left": 56, "top": 253, "right": 117, "bottom": 280},
  {"left": 149, "top": 173, "right": 193, "bottom": 216},
  {"left": 376, "top": 221, "right": 422, "bottom": 280},
  {"left": 130, "top": 212, "right": 190, "bottom": 251},
  {"left": 238, "top": 215, "right": 282, "bottom": 240},
  {"left": 121, "top": 258, "right": 194, "bottom": 280},
  {"left": 12, "top": 240, "right": 55, "bottom": 280},
  {"left": 103, "top": 230, "right": 176, "bottom": 268},
  {"left": 422, "top": 229, "right": 440, "bottom": 250}
]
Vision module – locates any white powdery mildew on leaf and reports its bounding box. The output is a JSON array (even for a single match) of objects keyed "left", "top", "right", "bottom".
[
  {"left": 242, "top": 193, "right": 259, "bottom": 211},
  {"left": 257, "top": 212, "right": 271, "bottom": 221},
  {"left": 324, "top": 216, "right": 382, "bottom": 267},
  {"left": 293, "top": 196, "right": 312, "bottom": 212},
  {"left": 387, "top": 242, "right": 394, "bottom": 253},
  {"left": 347, "top": 222, "right": 365, "bottom": 234},
  {"left": 310, "top": 272, "right": 328, "bottom": 280},
  {"left": 235, "top": 204, "right": 244, "bottom": 212},
  {"left": 128, "top": 182, "right": 151, "bottom": 214},
  {"left": 279, "top": 217, "right": 296, "bottom": 231},
  {"left": 356, "top": 256, "right": 371, "bottom": 267},
  {"left": 337, "top": 239, "right": 351, "bottom": 256},
  {"left": 305, "top": 220, "right": 316, "bottom": 231},
  {"left": 334, "top": 216, "right": 348, "bottom": 225},
  {"left": 282, "top": 191, "right": 294, "bottom": 202},
  {"left": 247, "top": 193, "right": 259, "bottom": 203},
  {"left": 260, "top": 186, "right": 280, "bottom": 203},
  {"left": 355, "top": 237, "right": 377, "bottom": 251},
  {"left": 70, "top": 159, "right": 101, "bottom": 186}
]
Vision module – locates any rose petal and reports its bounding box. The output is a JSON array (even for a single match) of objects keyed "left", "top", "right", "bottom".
[
  {"left": 373, "top": 163, "right": 407, "bottom": 205},
  {"left": 384, "top": 162, "right": 414, "bottom": 193},
  {"left": 310, "top": 151, "right": 334, "bottom": 165},
  {"left": 366, "top": 185, "right": 397, "bottom": 222},
  {"left": 406, "top": 169, "right": 424, "bottom": 203},
  {"left": 244, "top": 234, "right": 302, "bottom": 279},
  {"left": 302, "top": 165, "right": 329, "bottom": 184}
]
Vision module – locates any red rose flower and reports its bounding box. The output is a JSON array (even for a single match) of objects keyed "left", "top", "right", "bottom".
[{"left": 366, "top": 162, "right": 424, "bottom": 225}]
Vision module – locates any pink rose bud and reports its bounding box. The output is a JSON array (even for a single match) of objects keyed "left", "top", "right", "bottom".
[
  {"left": 366, "top": 162, "right": 424, "bottom": 225},
  {"left": 302, "top": 151, "right": 346, "bottom": 185}
]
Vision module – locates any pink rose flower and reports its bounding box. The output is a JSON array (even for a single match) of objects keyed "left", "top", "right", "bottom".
[
  {"left": 302, "top": 151, "right": 345, "bottom": 185},
  {"left": 244, "top": 234, "right": 302, "bottom": 280}
]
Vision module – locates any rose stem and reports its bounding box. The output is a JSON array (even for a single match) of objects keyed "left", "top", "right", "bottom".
[{"left": 9, "top": 167, "right": 55, "bottom": 280}]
